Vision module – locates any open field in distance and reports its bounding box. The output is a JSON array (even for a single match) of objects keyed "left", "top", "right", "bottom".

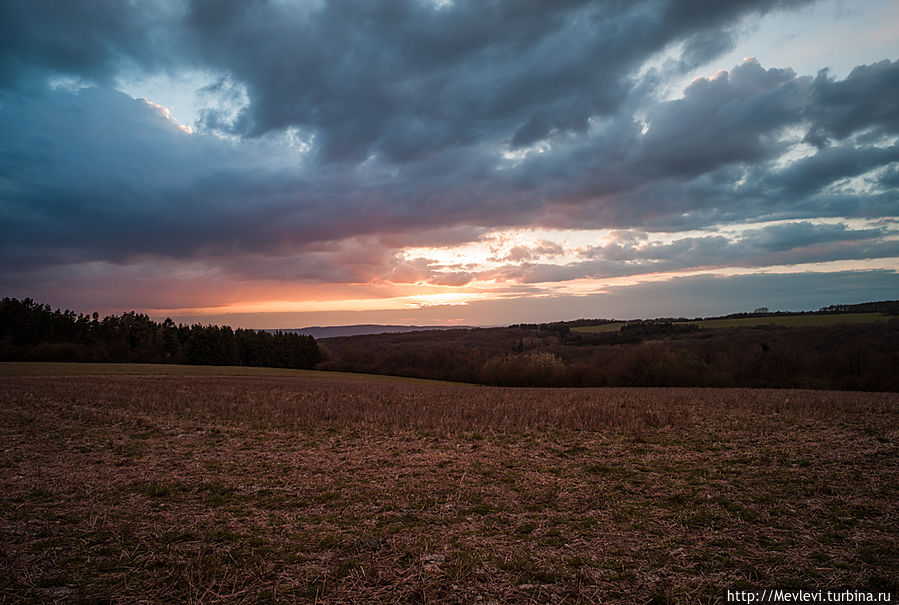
[
  {"left": 1, "top": 365, "right": 897, "bottom": 602},
  {"left": 0, "top": 362, "right": 453, "bottom": 384},
  {"left": 572, "top": 312, "right": 890, "bottom": 333}
]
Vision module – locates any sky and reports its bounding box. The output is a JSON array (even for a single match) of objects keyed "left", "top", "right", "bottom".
[{"left": 1, "top": 0, "right": 898, "bottom": 328}]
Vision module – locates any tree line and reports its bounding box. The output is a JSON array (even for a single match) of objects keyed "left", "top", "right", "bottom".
[
  {"left": 0, "top": 297, "right": 320, "bottom": 369},
  {"left": 317, "top": 317, "right": 899, "bottom": 392},
  {"left": 3, "top": 296, "right": 897, "bottom": 391}
]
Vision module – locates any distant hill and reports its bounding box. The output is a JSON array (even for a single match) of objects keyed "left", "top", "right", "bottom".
[
  {"left": 3, "top": 295, "right": 897, "bottom": 391},
  {"left": 269, "top": 324, "right": 474, "bottom": 339},
  {"left": 316, "top": 301, "right": 899, "bottom": 391}
]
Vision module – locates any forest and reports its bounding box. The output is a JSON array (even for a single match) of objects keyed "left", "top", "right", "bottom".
[
  {"left": 0, "top": 297, "right": 320, "bottom": 369},
  {"left": 317, "top": 306, "right": 899, "bottom": 392},
  {"left": 2, "top": 296, "right": 898, "bottom": 391}
]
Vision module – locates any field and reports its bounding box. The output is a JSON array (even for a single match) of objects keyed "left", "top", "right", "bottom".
[
  {"left": 1, "top": 364, "right": 897, "bottom": 603},
  {"left": 571, "top": 312, "right": 889, "bottom": 333},
  {"left": 0, "top": 362, "right": 451, "bottom": 384}
]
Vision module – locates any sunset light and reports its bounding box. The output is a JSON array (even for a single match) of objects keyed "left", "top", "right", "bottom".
[
  {"left": 1, "top": 0, "right": 896, "bottom": 327},
  {"left": 3, "top": 2, "right": 899, "bottom": 601}
]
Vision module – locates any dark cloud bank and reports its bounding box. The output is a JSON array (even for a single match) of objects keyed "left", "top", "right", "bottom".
[{"left": 0, "top": 0, "right": 897, "bottom": 318}]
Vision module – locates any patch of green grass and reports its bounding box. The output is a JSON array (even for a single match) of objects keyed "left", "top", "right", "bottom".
[
  {"left": 683, "top": 313, "right": 888, "bottom": 329},
  {"left": 466, "top": 502, "right": 504, "bottom": 516},
  {"left": 195, "top": 480, "right": 241, "bottom": 507},
  {"left": 514, "top": 521, "right": 537, "bottom": 536},
  {"left": 131, "top": 480, "right": 189, "bottom": 498},
  {"left": 108, "top": 439, "right": 144, "bottom": 457},
  {"left": 160, "top": 529, "right": 199, "bottom": 544},
  {"left": 572, "top": 312, "right": 888, "bottom": 333},
  {"left": 685, "top": 312, "right": 888, "bottom": 329},
  {"left": 498, "top": 552, "right": 561, "bottom": 584},
  {"left": 203, "top": 527, "right": 247, "bottom": 544},
  {"left": 334, "top": 557, "right": 364, "bottom": 579},
  {"left": 445, "top": 550, "right": 481, "bottom": 579},
  {"left": 584, "top": 462, "right": 631, "bottom": 478}
]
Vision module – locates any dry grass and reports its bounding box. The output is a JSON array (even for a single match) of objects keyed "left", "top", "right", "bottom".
[
  {"left": 0, "top": 362, "right": 454, "bottom": 384},
  {"left": 1, "top": 369, "right": 897, "bottom": 603}
]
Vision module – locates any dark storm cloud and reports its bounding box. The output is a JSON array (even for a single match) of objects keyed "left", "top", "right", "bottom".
[
  {"left": 181, "top": 0, "right": 812, "bottom": 163},
  {"left": 878, "top": 164, "right": 899, "bottom": 189},
  {"left": 0, "top": 82, "right": 511, "bottom": 280},
  {"left": 766, "top": 143, "right": 899, "bottom": 196},
  {"left": 637, "top": 60, "right": 806, "bottom": 177},
  {"left": 0, "top": 0, "right": 171, "bottom": 87},
  {"left": 737, "top": 221, "right": 887, "bottom": 252},
  {"left": 804, "top": 60, "right": 899, "bottom": 146},
  {"left": 0, "top": 85, "right": 287, "bottom": 263},
  {"left": 509, "top": 55, "right": 899, "bottom": 231},
  {"left": 1, "top": 0, "right": 897, "bottom": 298}
]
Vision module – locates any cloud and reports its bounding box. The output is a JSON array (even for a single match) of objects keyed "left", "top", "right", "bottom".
[
  {"left": 768, "top": 142, "right": 899, "bottom": 195},
  {"left": 491, "top": 240, "right": 565, "bottom": 263},
  {"left": 0, "top": 1, "right": 897, "bottom": 321},
  {"left": 427, "top": 271, "right": 475, "bottom": 287},
  {"left": 0, "top": 0, "right": 172, "bottom": 88},
  {"left": 805, "top": 59, "right": 899, "bottom": 145},
  {"left": 174, "top": 0, "right": 814, "bottom": 163},
  {"left": 505, "top": 221, "right": 899, "bottom": 283},
  {"left": 637, "top": 59, "right": 805, "bottom": 177},
  {"left": 3, "top": 57, "right": 896, "bottom": 258}
]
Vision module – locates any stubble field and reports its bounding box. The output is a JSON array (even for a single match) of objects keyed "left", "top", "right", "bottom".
[{"left": 1, "top": 364, "right": 897, "bottom": 603}]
